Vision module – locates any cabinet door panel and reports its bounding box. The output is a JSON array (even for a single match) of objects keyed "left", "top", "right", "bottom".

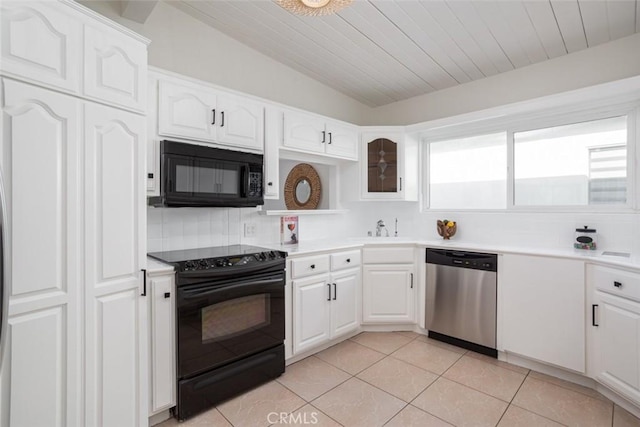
[
  {"left": 362, "top": 265, "right": 414, "bottom": 323},
  {"left": 326, "top": 122, "right": 358, "bottom": 160},
  {"left": 217, "top": 94, "right": 263, "bottom": 151},
  {"left": 263, "top": 107, "right": 280, "bottom": 199},
  {"left": 83, "top": 25, "right": 147, "bottom": 111},
  {"left": 283, "top": 111, "right": 324, "bottom": 154},
  {"left": 331, "top": 270, "right": 359, "bottom": 338},
  {"left": 0, "top": 1, "right": 81, "bottom": 93},
  {"left": 158, "top": 80, "right": 216, "bottom": 142},
  {"left": 84, "top": 103, "right": 145, "bottom": 426},
  {"left": 501, "top": 254, "right": 585, "bottom": 372},
  {"left": 2, "top": 78, "right": 81, "bottom": 427},
  {"left": 150, "top": 275, "right": 176, "bottom": 413},
  {"left": 593, "top": 292, "right": 640, "bottom": 405},
  {"left": 293, "top": 275, "right": 331, "bottom": 354}
]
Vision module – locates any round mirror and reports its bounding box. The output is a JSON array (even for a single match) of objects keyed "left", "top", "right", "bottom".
[
  {"left": 284, "top": 163, "right": 321, "bottom": 210},
  {"left": 295, "top": 179, "right": 311, "bottom": 205}
]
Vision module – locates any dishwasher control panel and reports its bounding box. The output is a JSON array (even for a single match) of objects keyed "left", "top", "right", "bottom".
[{"left": 427, "top": 249, "right": 497, "bottom": 272}]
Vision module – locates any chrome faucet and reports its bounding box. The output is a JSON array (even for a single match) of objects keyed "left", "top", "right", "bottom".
[{"left": 376, "top": 220, "right": 389, "bottom": 237}]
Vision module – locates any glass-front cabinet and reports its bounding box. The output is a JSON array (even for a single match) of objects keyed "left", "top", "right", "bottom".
[{"left": 360, "top": 130, "right": 418, "bottom": 201}]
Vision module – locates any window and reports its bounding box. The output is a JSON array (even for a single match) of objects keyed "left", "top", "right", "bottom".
[
  {"left": 428, "top": 132, "right": 507, "bottom": 209},
  {"left": 513, "top": 116, "right": 627, "bottom": 207}
]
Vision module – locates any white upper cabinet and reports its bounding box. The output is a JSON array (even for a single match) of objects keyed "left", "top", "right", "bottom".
[
  {"left": 83, "top": 24, "right": 147, "bottom": 111},
  {"left": 0, "top": 1, "right": 81, "bottom": 93},
  {"left": 283, "top": 110, "right": 358, "bottom": 161},
  {"left": 358, "top": 129, "right": 418, "bottom": 201},
  {"left": 158, "top": 79, "right": 264, "bottom": 152}
]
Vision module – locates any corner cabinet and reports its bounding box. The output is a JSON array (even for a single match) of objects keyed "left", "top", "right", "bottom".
[
  {"left": 283, "top": 110, "right": 358, "bottom": 161},
  {"left": 157, "top": 78, "right": 264, "bottom": 152},
  {"left": 291, "top": 250, "right": 361, "bottom": 355},
  {"left": 362, "top": 246, "right": 416, "bottom": 324},
  {"left": 587, "top": 265, "right": 640, "bottom": 407},
  {"left": 501, "top": 254, "right": 585, "bottom": 373},
  {"left": 1, "top": 2, "right": 149, "bottom": 426},
  {"left": 359, "top": 129, "right": 419, "bottom": 201}
]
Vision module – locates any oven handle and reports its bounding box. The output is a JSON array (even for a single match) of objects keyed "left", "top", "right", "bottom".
[{"left": 180, "top": 276, "right": 283, "bottom": 300}]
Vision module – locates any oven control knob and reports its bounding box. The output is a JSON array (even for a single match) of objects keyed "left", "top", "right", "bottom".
[
  {"left": 258, "top": 252, "right": 267, "bottom": 261},
  {"left": 215, "top": 259, "right": 225, "bottom": 267},
  {"left": 198, "top": 259, "right": 210, "bottom": 269},
  {"left": 268, "top": 251, "right": 276, "bottom": 259}
]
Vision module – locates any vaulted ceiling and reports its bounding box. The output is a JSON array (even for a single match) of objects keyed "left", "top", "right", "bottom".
[{"left": 167, "top": 0, "right": 640, "bottom": 107}]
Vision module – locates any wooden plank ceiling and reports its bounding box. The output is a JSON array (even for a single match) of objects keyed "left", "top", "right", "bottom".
[{"left": 168, "top": 0, "right": 640, "bottom": 107}]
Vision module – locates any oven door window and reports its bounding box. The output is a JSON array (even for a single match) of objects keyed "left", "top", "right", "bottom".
[
  {"left": 177, "top": 274, "right": 284, "bottom": 378},
  {"left": 201, "top": 294, "right": 270, "bottom": 342}
]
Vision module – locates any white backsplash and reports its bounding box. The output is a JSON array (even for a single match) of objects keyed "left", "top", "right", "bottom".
[{"left": 148, "top": 204, "right": 639, "bottom": 256}]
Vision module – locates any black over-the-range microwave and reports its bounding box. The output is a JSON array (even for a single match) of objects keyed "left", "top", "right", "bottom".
[{"left": 148, "top": 140, "right": 264, "bottom": 208}]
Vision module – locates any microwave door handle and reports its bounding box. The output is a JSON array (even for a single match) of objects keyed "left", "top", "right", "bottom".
[{"left": 242, "top": 165, "right": 249, "bottom": 197}]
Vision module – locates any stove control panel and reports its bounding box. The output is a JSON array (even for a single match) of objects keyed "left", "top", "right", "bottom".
[{"left": 180, "top": 250, "right": 285, "bottom": 271}]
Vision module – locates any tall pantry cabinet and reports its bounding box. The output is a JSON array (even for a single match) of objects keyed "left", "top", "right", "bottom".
[{"left": 0, "top": 1, "right": 149, "bottom": 426}]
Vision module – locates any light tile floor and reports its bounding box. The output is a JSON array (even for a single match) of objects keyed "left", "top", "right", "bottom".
[{"left": 160, "top": 332, "right": 640, "bottom": 427}]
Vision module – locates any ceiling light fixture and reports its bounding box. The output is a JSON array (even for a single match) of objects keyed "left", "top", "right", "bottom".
[{"left": 275, "top": 0, "right": 353, "bottom": 16}]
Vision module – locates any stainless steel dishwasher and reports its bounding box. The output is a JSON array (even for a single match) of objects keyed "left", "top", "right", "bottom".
[{"left": 426, "top": 249, "right": 498, "bottom": 357}]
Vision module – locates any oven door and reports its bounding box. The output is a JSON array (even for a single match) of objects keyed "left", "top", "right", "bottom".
[{"left": 176, "top": 271, "right": 284, "bottom": 379}]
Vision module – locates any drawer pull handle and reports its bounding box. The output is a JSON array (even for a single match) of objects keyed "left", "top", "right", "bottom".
[
  {"left": 592, "top": 304, "right": 599, "bottom": 327},
  {"left": 346, "top": 258, "right": 351, "bottom": 263},
  {"left": 327, "top": 283, "right": 331, "bottom": 301},
  {"left": 164, "top": 292, "right": 171, "bottom": 299},
  {"left": 310, "top": 264, "right": 316, "bottom": 269},
  {"left": 614, "top": 281, "right": 622, "bottom": 288}
]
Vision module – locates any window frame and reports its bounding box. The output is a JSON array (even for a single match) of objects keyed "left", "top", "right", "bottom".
[{"left": 421, "top": 102, "right": 639, "bottom": 213}]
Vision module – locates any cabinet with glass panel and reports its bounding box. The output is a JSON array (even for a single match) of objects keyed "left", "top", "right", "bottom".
[{"left": 360, "top": 129, "right": 419, "bottom": 201}]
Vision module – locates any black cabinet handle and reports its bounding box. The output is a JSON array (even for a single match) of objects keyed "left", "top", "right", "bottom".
[
  {"left": 267, "top": 182, "right": 273, "bottom": 186},
  {"left": 614, "top": 281, "right": 622, "bottom": 288},
  {"left": 321, "top": 131, "right": 326, "bottom": 143},
  {"left": 410, "top": 273, "right": 414, "bottom": 289},
  {"left": 211, "top": 109, "right": 215, "bottom": 125},
  {"left": 400, "top": 177, "right": 403, "bottom": 191},
  {"left": 141, "top": 269, "right": 147, "bottom": 296},
  {"left": 310, "top": 264, "right": 315, "bottom": 269},
  {"left": 327, "top": 283, "right": 331, "bottom": 301},
  {"left": 333, "top": 283, "right": 337, "bottom": 300},
  {"left": 346, "top": 258, "right": 351, "bottom": 263},
  {"left": 328, "top": 132, "right": 332, "bottom": 144},
  {"left": 221, "top": 111, "right": 225, "bottom": 127},
  {"left": 147, "top": 173, "right": 154, "bottom": 179},
  {"left": 164, "top": 292, "right": 170, "bottom": 299},
  {"left": 592, "top": 304, "right": 599, "bottom": 327}
]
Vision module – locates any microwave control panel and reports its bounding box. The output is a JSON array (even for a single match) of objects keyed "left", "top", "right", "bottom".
[{"left": 249, "top": 172, "right": 262, "bottom": 197}]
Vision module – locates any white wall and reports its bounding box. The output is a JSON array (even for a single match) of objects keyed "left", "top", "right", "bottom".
[
  {"left": 79, "top": 0, "right": 368, "bottom": 124},
  {"left": 366, "top": 33, "right": 640, "bottom": 126}
]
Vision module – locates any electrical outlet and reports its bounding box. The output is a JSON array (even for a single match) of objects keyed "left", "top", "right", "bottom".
[{"left": 244, "top": 223, "right": 257, "bottom": 237}]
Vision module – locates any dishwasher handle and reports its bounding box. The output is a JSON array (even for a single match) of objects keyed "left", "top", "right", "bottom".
[{"left": 426, "top": 248, "right": 497, "bottom": 272}]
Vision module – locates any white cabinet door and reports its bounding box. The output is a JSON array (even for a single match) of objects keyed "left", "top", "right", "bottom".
[
  {"left": 1, "top": 79, "right": 82, "bottom": 427},
  {"left": 283, "top": 110, "right": 325, "bottom": 154},
  {"left": 362, "top": 265, "right": 415, "bottom": 324},
  {"left": 83, "top": 25, "right": 147, "bottom": 111},
  {"left": 326, "top": 121, "right": 358, "bottom": 160},
  {"left": 330, "top": 269, "right": 359, "bottom": 338},
  {"left": 591, "top": 291, "right": 640, "bottom": 406},
  {"left": 0, "top": 1, "right": 81, "bottom": 93},
  {"left": 263, "top": 107, "right": 280, "bottom": 199},
  {"left": 501, "top": 254, "right": 585, "bottom": 373},
  {"left": 158, "top": 80, "right": 217, "bottom": 142},
  {"left": 293, "top": 275, "right": 331, "bottom": 354},
  {"left": 149, "top": 274, "right": 176, "bottom": 414},
  {"left": 217, "top": 93, "right": 264, "bottom": 151},
  {"left": 84, "top": 103, "right": 146, "bottom": 427}
]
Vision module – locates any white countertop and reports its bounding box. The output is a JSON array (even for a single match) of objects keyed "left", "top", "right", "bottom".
[
  {"left": 276, "top": 237, "right": 640, "bottom": 271},
  {"left": 146, "top": 257, "right": 175, "bottom": 274}
]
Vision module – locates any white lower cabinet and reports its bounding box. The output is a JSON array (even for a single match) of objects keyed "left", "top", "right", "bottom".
[
  {"left": 588, "top": 265, "right": 640, "bottom": 406},
  {"left": 147, "top": 268, "right": 176, "bottom": 415},
  {"left": 362, "top": 246, "right": 416, "bottom": 324},
  {"left": 501, "top": 254, "right": 585, "bottom": 373},
  {"left": 292, "top": 250, "right": 360, "bottom": 355}
]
